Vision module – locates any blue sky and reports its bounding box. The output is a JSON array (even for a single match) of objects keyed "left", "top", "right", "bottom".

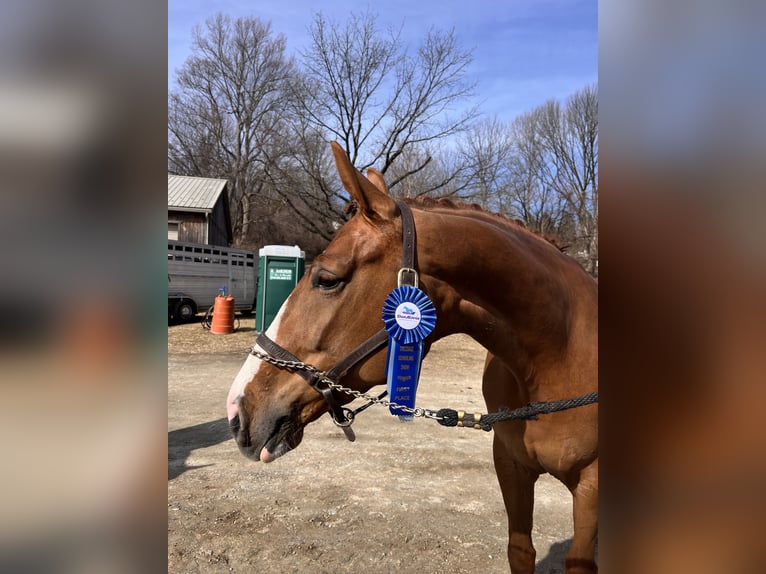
[{"left": 168, "top": 0, "right": 596, "bottom": 123}]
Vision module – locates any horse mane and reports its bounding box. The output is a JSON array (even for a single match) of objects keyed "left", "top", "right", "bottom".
[
  {"left": 342, "top": 196, "right": 566, "bottom": 251},
  {"left": 405, "top": 197, "right": 567, "bottom": 252}
]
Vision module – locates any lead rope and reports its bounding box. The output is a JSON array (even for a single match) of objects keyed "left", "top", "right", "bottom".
[
  {"left": 248, "top": 346, "right": 597, "bottom": 432},
  {"left": 433, "top": 391, "right": 599, "bottom": 431}
]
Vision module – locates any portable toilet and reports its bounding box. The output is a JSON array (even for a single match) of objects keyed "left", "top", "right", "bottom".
[{"left": 255, "top": 245, "right": 306, "bottom": 333}]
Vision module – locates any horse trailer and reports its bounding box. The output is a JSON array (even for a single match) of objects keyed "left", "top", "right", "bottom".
[{"left": 168, "top": 240, "right": 258, "bottom": 322}]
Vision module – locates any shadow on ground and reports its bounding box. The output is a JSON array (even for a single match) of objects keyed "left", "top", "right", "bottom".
[
  {"left": 168, "top": 418, "right": 231, "bottom": 480},
  {"left": 535, "top": 539, "right": 572, "bottom": 573}
]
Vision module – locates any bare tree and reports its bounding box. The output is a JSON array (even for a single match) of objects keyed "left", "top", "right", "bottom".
[
  {"left": 536, "top": 85, "right": 598, "bottom": 273},
  {"left": 457, "top": 117, "right": 514, "bottom": 209},
  {"left": 451, "top": 87, "right": 597, "bottom": 274},
  {"left": 294, "top": 10, "right": 478, "bottom": 198},
  {"left": 506, "top": 108, "right": 569, "bottom": 238},
  {"left": 455, "top": 113, "right": 566, "bottom": 238},
  {"left": 168, "top": 14, "right": 295, "bottom": 245},
  {"left": 256, "top": 123, "right": 346, "bottom": 243}
]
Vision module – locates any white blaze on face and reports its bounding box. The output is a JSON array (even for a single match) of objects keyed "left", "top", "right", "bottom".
[{"left": 226, "top": 297, "right": 290, "bottom": 421}]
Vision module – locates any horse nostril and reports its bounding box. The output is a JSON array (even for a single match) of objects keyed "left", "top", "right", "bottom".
[
  {"left": 230, "top": 412, "right": 253, "bottom": 451},
  {"left": 231, "top": 413, "right": 253, "bottom": 450},
  {"left": 229, "top": 413, "right": 241, "bottom": 437}
]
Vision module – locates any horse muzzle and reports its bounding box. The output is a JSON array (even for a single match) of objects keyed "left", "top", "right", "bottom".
[{"left": 229, "top": 402, "right": 305, "bottom": 463}]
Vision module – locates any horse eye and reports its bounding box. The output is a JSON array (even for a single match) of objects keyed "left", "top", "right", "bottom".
[{"left": 313, "top": 270, "right": 343, "bottom": 291}]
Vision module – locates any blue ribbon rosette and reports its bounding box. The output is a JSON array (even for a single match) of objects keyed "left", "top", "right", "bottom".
[{"left": 381, "top": 285, "right": 436, "bottom": 421}]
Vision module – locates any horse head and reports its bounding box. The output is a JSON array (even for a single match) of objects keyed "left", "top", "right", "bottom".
[{"left": 227, "top": 142, "right": 407, "bottom": 462}]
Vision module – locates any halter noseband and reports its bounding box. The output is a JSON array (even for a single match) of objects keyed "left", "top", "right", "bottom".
[{"left": 254, "top": 200, "right": 418, "bottom": 441}]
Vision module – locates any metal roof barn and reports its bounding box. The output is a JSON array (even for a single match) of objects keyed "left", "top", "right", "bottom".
[{"left": 168, "top": 174, "right": 232, "bottom": 246}]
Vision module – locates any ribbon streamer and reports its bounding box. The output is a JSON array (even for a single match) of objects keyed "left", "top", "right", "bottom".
[{"left": 381, "top": 286, "right": 436, "bottom": 420}]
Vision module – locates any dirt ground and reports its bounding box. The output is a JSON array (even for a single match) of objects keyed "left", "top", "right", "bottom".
[{"left": 168, "top": 317, "right": 575, "bottom": 573}]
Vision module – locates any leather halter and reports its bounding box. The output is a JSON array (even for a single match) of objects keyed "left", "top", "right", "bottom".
[{"left": 255, "top": 199, "right": 418, "bottom": 441}]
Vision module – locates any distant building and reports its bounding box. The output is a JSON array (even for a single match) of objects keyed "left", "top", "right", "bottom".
[{"left": 168, "top": 174, "right": 232, "bottom": 246}]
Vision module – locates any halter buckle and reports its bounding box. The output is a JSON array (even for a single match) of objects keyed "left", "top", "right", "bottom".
[
  {"left": 330, "top": 411, "right": 356, "bottom": 442},
  {"left": 336, "top": 408, "right": 356, "bottom": 427},
  {"left": 397, "top": 267, "right": 419, "bottom": 288}
]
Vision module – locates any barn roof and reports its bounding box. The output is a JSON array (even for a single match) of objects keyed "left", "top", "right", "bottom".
[{"left": 168, "top": 174, "right": 228, "bottom": 212}]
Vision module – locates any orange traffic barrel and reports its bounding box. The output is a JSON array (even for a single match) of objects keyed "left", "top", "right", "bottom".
[{"left": 210, "top": 295, "right": 235, "bottom": 334}]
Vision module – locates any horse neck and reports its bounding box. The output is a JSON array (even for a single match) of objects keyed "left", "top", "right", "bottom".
[{"left": 415, "top": 207, "right": 595, "bottom": 367}]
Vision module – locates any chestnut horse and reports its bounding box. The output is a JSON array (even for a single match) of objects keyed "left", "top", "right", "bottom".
[{"left": 227, "top": 142, "right": 598, "bottom": 573}]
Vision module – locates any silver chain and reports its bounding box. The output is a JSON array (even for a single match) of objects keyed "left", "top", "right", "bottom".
[{"left": 248, "top": 347, "right": 441, "bottom": 420}]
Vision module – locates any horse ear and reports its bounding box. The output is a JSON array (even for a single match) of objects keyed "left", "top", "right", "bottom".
[
  {"left": 366, "top": 168, "right": 388, "bottom": 194},
  {"left": 330, "top": 141, "right": 396, "bottom": 220}
]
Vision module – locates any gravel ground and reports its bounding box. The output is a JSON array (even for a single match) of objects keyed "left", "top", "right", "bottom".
[{"left": 168, "top": 317, "right": 574, "bottom": 573}]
